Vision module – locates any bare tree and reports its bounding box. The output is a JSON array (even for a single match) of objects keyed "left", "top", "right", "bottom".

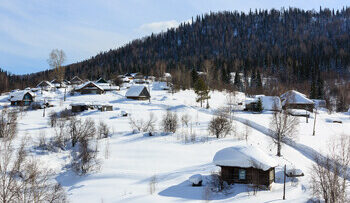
[
  {"left": 181, "top": 114, "right": 191, "bottom": 127},
  {"left": 269, "top": 110, "right": 299, "bottom": 156},
  {"left": 0, "top": 139, "right": 67, "bottom": 203},
  {"left": 208, "top": 114, "right": 231, "bottom": 138},
  {"left": 48, "top": 111, "right": 59, "bottom": 127},
  {"left": 0, "top": 107, "right": 18, "bottom": 140},
  {"left": 48, "top": 49, "right": 66, "bottom": 82},
  {"left": 97, "top": 121, "right": 111, "bottom": 139},
  {"left": 311, "top": 134, "right": 350, "bottom": 203},
  {"left": 161, "top": 110, "right": 178, "bottom": 133}
]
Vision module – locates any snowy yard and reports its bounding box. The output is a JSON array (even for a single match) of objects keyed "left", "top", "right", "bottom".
[{"left": 0, "top": 83, "right": 349, "bottom": 203}]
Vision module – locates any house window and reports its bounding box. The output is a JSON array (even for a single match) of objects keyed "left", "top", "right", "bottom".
[{"left": 239, "top": 169, "right": 246, "bottom": 180}]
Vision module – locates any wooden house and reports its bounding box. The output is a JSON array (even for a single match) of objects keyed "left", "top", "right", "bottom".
[
  {"left": 10, "top": 91, "right": 35, "bottom": 106},
  {"left": 95, "top": 78, "right": 108, "bottom": 84},
  {"left": 51, "top": 79, "right": 66, "bottom": 88},
  {"left": 213, "top": 145, "right": 277, "bottom": 187},
  {"left": 281, "top": 90, "right": 314, "bottom": 112},
  {"left": 125, "top": 85, "right": 150, "bottom": 100},
  {"left": 70, "top": 76, "right": 84, "bottom": 85},
  {"left": 74, "top": 81, "right": 104, "bottom": 94},
  {"left": 36, "top": 81, "right": 55, "bottom": 91}
]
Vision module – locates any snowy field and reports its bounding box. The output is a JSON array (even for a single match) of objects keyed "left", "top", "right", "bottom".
[{"left": 0, "top": 82, "right": 349, "bottom": 203}]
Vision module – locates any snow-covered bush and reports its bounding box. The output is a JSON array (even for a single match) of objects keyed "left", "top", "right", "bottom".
[
  {"left": 208, "top": 115, "right": 231, "bottom": 138},
  {"left": 161, "top": 110, "right": 178, "bottom": 133}
]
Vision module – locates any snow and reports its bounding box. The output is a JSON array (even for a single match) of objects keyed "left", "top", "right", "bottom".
[
  {"left": 281, "top": 90, "right": 314, "bottom": 105},
  {"left": 286, "top": 109, "right": 311, "bottom": 117},
  {"left": 189, "top": 174, "right": 202, "bottom": 185},
  {"left": 0, "top": 81, "right": 349, "bottom": 203},
  {"left": 125, "top": 85, "right": 148, "bottom": 97},
  {"left": 213, "top": 145, "right": 278, "bottom": 171},
  {"left": 259, "top": 96, "right": 282, "bottom": 111}
]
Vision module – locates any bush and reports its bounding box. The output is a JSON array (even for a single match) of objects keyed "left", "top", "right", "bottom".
[
  {"left": 161, "top": 111, "right": 178, "bottom": 133},
  {"left": 49, "top": 111, "right": 59, "bottom": 127},
  {"left": 98, "top": 121, "right": 111, "bottom": 139},
  {"left": 0, "top": 108, "right": 18, "bottom": 139},
  {"left": 208, "top": 115, "right": 231, "bottom": 138},
  {"left": 129, "top": 113, "right": 157, "bottom": 133}
]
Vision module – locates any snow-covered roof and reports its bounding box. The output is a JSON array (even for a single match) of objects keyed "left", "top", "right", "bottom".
[
  {"left": 258, "top": 96, "right": 282, "bottom": 110},
  {"left": 281, "top": 90, "right": 314, "bottom": 105},
  {"left": 75, "top": 81, "right": 104, "bottom": 91},
  {"left": 70, "top": 76, "right": 83, "bottom": 82},
  {"left": 10, "top": 91, "right": 34, "bottom": 101},
  {"left": 164, "top": 72, "right": 171, "bottom": 78},
  {"left": 213, "top": 145, "right": 278, "bottom": 171},
  {"left": 125, "top": 85, "right": 148, "bottom": 97},
  {"left": 37, "top": 81, "right": 54, "bottom": 88}
]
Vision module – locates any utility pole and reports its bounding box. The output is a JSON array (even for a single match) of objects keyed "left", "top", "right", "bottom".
[
  {"left": 43, "top": 99, "right": 46, "bottom": 117},
  {"left": 64, "top": 87, "right": 67, "bottom": 101},
  {"left": 283, "top": 164, "right": 286, "bottom": 200},
  {"left": 313, "top": 108, "right": 317, "bottom": 136}
]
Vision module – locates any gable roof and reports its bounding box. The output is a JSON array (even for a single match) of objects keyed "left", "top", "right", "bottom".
[
  {"left": 258, "top": 96, "right": 282, "bottom": 110},
  {"left": 125, "top": 85, "right": 150, "bottom": 97},
  {"left": 96, "top": 78, "right": 108, "bottom": 83},
  {"left": 70, "top": 76, "right": 83, "bottom": 83},
  {"left": 10, "top": 91, "right": 34, "bottom": 102},
  {"left": 281, "top": 90, "right": 314, "bottom": 105},
  {"left": 37, "top": 81, "right": 54, "bottom": 88},
  {"left": 213, "top": 145, "right": 278, "bottom": 171},
  {"left": 75, "top": 81, "right": 104, "bottom": 91}
]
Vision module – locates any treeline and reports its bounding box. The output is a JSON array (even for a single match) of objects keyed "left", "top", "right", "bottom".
[{"left": 0, "top": 7, "right": 349, "bottom": 104}]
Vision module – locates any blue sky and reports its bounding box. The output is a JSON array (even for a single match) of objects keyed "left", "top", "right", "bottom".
[{"left": 0, "top": 0, "right": 349, "bottom": 74}]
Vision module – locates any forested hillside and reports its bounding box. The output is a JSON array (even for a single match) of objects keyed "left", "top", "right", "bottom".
[{"left": 1, "top": 7, "right": 350, "bottom": 98}]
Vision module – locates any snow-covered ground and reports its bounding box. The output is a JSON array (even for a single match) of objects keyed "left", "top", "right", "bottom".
[{"left": 0, "top": 82, "right": 349, "bottom": 203}]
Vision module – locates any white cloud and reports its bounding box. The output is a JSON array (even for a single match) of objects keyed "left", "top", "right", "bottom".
[{"left": 139, "top": 20, "right": 179, "bottom": 33}]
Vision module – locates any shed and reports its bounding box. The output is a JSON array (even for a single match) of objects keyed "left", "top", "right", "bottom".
[
  {"left": 125, "top": 86, "right": 150, "bottom": 100},
  {"left": 281, "top": 90, "right": 314, "bottom": 112},
  {"left": 10, "top": 91, "right": 35, "bottom": 106},
  {"left": 213, "top": 145, "right": 277, "bottom": 187},
  {"left": 74, "top": 81, "right": 104, "bottom": 94},
  {"left": 70, "top": 103, "right": 91, "bottom": 112}
]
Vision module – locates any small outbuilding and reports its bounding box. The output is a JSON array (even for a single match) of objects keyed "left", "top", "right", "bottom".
[
  {"left": 213, "top": 145, "right": 277, "bottom": 187},
  {"left": 70, "top": 103, "right": 91, "bottom": 112},
  {"left": 280, "top": 90, "right": 314, "bottom": 112},
  {"left": 10, "top": 91, "right": 35, "bottom": 106},
  {"left": 125, "top": 86, "right": 150, "bottom": 100}
]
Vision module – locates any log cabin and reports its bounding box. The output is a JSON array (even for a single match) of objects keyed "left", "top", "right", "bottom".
[{"left": 213, "top": 145, "right": 277, "bottom": 187}]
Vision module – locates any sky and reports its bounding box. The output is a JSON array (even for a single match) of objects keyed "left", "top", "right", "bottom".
[{"left": 0, "top": 0, "right": 349, "bottom": 74}]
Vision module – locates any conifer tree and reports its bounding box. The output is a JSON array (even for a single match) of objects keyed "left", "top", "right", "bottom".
[
  {"left": 191, "top": 69, "right": 199, "bottom": 87},
  {"left": 194, "top": 77, "right": 210, "bottom": 107},
  {"left": 233, "top": 72, "right": 243, "bottom": 91},
  {"left": 257, "top": 97, "right": 263, "bottom": 112}
]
